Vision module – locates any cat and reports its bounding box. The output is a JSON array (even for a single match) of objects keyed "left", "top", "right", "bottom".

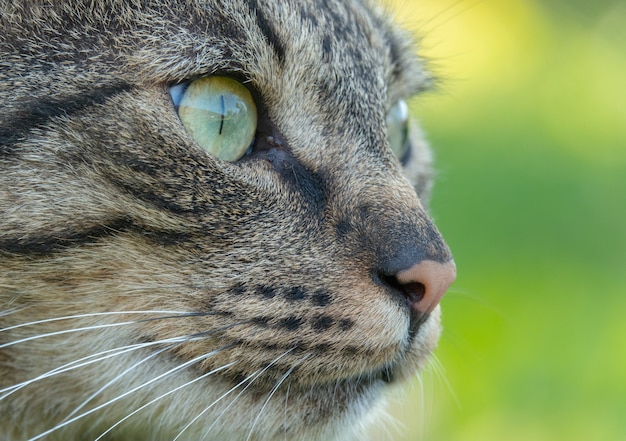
[{"left": 0, "top": 0, "right": 456, "bottom": 439}]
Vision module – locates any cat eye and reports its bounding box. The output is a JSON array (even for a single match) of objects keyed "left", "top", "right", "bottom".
[
  {"left": 170, "top": 76, "right": 258, "bottom": 162},
  {"left": 386, "top": 99, "right": 411, "bottom": 162}
]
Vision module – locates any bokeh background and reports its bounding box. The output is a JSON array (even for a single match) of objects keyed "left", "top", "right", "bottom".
[{"left": 382, "top": 0, "right": 626, "bottom": 440}]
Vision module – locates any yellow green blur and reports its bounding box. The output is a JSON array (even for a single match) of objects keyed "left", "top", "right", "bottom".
[{"left": 382, "top": 1, "right": 626, "bottom": 440}]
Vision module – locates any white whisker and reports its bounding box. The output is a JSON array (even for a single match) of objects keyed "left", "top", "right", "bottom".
[
  {"left": 27, "top": 344, "right": 232, "bottom": 441},
  {"left": 66, "top": 319, "right": 247, "bottom": 419},
  {"left": 0, "top": 310, "right": 216, "bottom": 349},
  {"left": 429, "top": 354, "right": 460, "bottom": 408},
  {"left": 422, "top": 0, "right": 466, "bottom": 27},
  {"left": 283, "top": 382, "right": 290, "bottom": 441},
  {"left": 94, "top": 361, "right": 237, "bottom": 441},
  {"left": 175, "top": 368, "right": 263, "bottom": 441},
  {"left": 64, "top": 344, "right": 175, "bottom": 420},
  {"left": 422, "top": 0, "right": 485, "bottom": 34},
  {"left": 414, "top": 370, "right": 426, "bottom": 441},
  {"left": 0, "top": 335, "right": 196, "bottom": 400},
  {"left": 0, "top": 310, "right": 194, "bottom": 334},
  {"left": 1, "top": 321, "right": 142, "bottom": 349},
  {"left": 0, "top": 307, "right": 23, "bottom": 318},
  {"left": 200, "top": 348, "right": 301, "bottom": 441},
  {"left": 246, "top": 359, "right": 302, "bottom": 441}
]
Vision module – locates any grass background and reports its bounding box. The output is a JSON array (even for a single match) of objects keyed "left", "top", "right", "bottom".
[{"left": 382, "top": 1, "right": 626, "bottom": 440}]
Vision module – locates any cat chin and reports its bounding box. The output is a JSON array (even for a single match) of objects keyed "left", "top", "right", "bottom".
[
  {"left": 204, "top": 311, "right": 441, "bottom": 439},
  {"left": 394, "top": 305, "right": 442, "bottom": 383}
]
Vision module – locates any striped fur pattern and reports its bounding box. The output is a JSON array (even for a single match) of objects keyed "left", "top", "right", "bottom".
[{"left": 0, "top": 0, "right": 451, "bottom": 440}]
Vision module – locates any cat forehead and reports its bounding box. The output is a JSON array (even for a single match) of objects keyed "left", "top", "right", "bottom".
[{"left": 5, "top": 0, "right": 429, "bottom": 100}]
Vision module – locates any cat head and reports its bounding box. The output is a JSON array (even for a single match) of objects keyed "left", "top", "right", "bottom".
[{"left": 0, "top": 0, "right": 454, "bottom": 439}]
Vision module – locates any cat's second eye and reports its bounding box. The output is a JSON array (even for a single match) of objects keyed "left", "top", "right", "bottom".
[
  {"left": 170, "top": 76, "right": 257, "bottom": 162},
  {"left": 386, "top": 99, "right": 411, "bottom": 162}
]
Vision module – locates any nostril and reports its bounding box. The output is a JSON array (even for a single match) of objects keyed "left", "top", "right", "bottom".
[
  {"left": 399, "top": 282, "right": 426, "bottom": 305},
  {"left": 379, "top": 274, "right": 425, "bottom": 306}
]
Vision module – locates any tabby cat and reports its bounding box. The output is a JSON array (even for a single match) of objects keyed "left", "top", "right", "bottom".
[{"left": 0, "top": 0, "right": 456, "bottom": 440}]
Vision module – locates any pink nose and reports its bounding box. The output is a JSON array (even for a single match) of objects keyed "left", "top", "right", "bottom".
[{"left": 395, "top": 260, "right": 456, "bottom": 315}]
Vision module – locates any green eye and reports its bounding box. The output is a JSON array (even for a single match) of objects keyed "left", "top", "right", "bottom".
[
  {"left": 170, "top": 76, "right": 257, "bottom": 162},
  {"left": 386, "top": 99, "right": 411, "bottom": 161}
]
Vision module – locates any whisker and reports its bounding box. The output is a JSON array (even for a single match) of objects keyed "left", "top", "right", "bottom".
[
  {"left": 64, "top": 344, "right": 175, "bottom": 421},
  {"left": 172, "top": 331, "right": 272, "bottom": 441},
  {"left": 0, "top": 310, "right": 196, "bottom": 333},
  {"left": 176, "top": 362, "right": 272, "bottom": 441},
  {"left": 0, "top": 310, "right": 220, "bottom": 350},
  {"left": 422, "top": 0, "right": 485, "bottom": 34},
  {"left": 27, "top": 345, "right": 234, "bottom": 441},
  {"left": 429, "top": 354, "right": 460, "bottom": 408},
  {"left": 0, "top": 336, "right": 197, "bottom": 400},
  {"left": 200, "top": 348, "right": 302, "bottom": 441},
  {"left": 283, "top": 382, "right": 290, "bottom": 441},
  {"left": 414, "top": 370, "right": 426, "bottom": 441},
  {"left": 94, "top": 361, "right": 238, "bottom": 441},
  {"left": 426, "top": 362, "right": 438, "bottom": 431},
  {"left": 2, "top": 320, "right": 249, "bottom": 401},
  {"left": 422, "top": 0, "right": 466, "bottom": 28},
  {"left": 65, "top": 321, "right": 248, "bottom": 420},
  {"left": 175, "top": 368, "right": 263, "bottom": 441},
  {"left": 0, "top": 307, "right": 23, "bottom": 318},
  {"left": 246, "top": 354, "right": 307, "bottom": 441},
  {"left": 1, "top": 322, "right": 147, "bottom": 350}
]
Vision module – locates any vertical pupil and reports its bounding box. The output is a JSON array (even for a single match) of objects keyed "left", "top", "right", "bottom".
[{"left": 219, "top": 94, "right": 225, "bottom": 135}]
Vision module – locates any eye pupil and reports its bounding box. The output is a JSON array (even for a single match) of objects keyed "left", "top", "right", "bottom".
[
  {"left": 219, "top": 95, "right": 225, "bottom": 135},
  {"left": 170, "top": 77, "right": 258, "bottom": 162}
]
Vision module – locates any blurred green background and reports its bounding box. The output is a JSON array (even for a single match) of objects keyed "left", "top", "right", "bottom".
[{"left": 384, "top": 1, "right": 626, "bottom": 440}]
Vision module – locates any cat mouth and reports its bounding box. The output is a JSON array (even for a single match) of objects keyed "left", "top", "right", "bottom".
[
  {"left": 337, "top": 357, "right": 406, "bottom": 390},
  {"left": 361, "top": 313, "right": 439, "bottom": 387}
]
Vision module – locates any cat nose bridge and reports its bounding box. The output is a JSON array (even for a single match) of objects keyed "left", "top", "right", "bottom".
[
  {"left": 335, "top": 184, "right": 455, "bottom": 306},
  {"left": 375, "top": 217, "right": 452, "bottom": 271},
  {"left": 359, "top": 197, "right": 453, "bottom": 265},
  {"left": 328, "top": 170, "right": 453, "bottom": 285}
]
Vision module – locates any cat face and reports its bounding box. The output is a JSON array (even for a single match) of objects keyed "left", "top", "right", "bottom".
[{"left": 0, "top": 0, "right": 454, "bottom": 439}]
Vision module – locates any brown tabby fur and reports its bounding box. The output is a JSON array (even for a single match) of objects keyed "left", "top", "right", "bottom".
[{"left": 0, "top": 0, "right": 453, "bottom": 439}]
